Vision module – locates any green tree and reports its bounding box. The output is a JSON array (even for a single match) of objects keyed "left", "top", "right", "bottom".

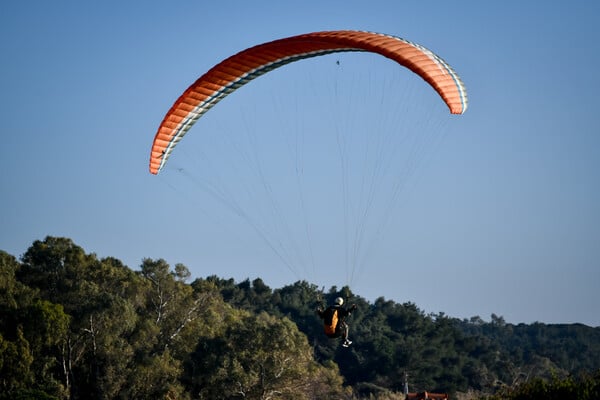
[
  {"left": 15, "top": 238, "right": 146, "bottom": 398},
  {"left": 0, "top": 328, "right": 34, "bottom": 395},
  {"left": 138, "top": 259, "right": 215, "bottom": 357},
  {"left": 120, "top": 350, "right": 189, "bottom": 400},
  {"left": 0, "top": 250, "right": 67, "bottom": 398},
  {"left": 187, "top": 310, "right": 347, "bottom": 399},
  {"left": 21, "top": 300, "right": 70, "bottom": 398}
]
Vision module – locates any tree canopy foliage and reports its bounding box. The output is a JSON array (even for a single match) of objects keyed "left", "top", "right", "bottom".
[{"left": 1, "top": 237, "right": 598, "bottom": 399}]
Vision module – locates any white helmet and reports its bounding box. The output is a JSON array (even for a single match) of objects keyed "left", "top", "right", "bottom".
[{"left": 335, "top": 297, "right": 344, "bottom": 306}]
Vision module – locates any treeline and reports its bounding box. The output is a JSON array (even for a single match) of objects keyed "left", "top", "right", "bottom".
[
  {"left": 1, "top": 236, "right": 599, "bottom": 399},
  {"left": 485, "top": 371, "right": 600, "bottom": 400},
  {"left": 206, "top": 277, "right": 600, "bottom": 396}
]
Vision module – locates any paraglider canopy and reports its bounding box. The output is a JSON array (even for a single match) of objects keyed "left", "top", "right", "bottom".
[{"left": 149, "top": 30, "right": 468, "bottom": 175}]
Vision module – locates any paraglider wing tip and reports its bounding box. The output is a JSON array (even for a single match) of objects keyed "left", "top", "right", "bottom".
[
  {"left": 450, "top": 101, "right": 468, "bottom": 115},
  {"left": 149, "top": 163, "right": 161, "bottom": 175}
]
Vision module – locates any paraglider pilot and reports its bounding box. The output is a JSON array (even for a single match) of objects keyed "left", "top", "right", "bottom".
[{"left": 317, "top": 297, "right": 357, "bottom": 347}]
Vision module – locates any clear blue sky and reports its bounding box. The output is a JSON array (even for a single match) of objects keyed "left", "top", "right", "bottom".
[{"left": 1, "top": 1, "right": 599, "bottom": 326}]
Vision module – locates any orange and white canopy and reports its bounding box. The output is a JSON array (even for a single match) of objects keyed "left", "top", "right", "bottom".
[{"left": 150, "top": 30, "right": 468, "bottom": 175}]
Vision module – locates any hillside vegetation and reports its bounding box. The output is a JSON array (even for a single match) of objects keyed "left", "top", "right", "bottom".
[{"left": 1, "top": 236, "right": 599, "bottom": 399}]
